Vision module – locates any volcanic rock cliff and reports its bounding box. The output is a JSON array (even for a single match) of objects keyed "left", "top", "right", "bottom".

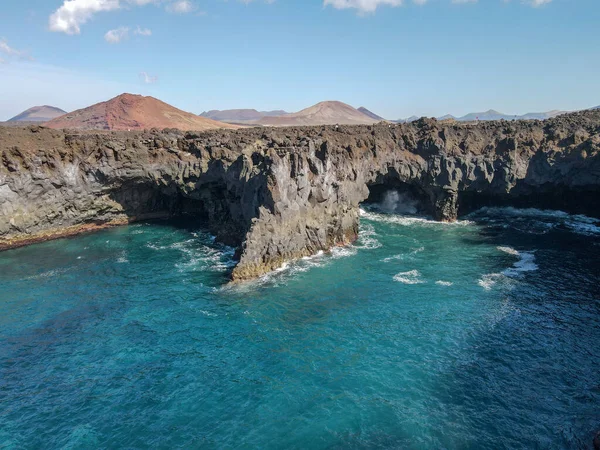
[{"left": 1, "top": 110, "right": 599, "bottom": 280}]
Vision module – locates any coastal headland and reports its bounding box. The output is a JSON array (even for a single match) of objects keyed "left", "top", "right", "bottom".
[{"left": 1, "top": 110, "right": 599, "bottom": 280}]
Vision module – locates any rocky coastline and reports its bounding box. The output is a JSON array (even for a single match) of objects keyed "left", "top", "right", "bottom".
[{"left": 1, "top": 111, "right": 599, "bottom": 280}]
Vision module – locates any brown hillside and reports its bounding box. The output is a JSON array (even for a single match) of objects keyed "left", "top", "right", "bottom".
[
  {"left": 257, "top": 101, "right": 379, "bottom": 126},
  {"left": 45, "top": 94, "right": 239, "bottom": 131}
]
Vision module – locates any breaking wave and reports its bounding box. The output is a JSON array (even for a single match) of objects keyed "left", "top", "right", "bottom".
[
  {"left": 360, "top": 209, "right": 472, "bottom": 227},
  {"left": 478, "top": 273, "right": 503, "bottom": 290},
  {"left": 393, "top": 270, "right": 425, "bottom": 284},
  {"left": 497, "top": 246, "right": 538, "bottom": 277}
]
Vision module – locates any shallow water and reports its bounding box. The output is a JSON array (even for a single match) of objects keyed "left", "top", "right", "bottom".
[{"left": 0, "top": 208, "right": 599, "bottom": 449}]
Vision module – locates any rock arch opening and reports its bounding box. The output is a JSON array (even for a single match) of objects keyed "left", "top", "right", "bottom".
[{"left": 363, "top": 180, "right": 433, "bottom": 217}]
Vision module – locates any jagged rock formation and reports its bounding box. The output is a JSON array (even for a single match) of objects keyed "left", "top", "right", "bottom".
[{"left": 1, "top": 110, "right": 599, "bottom": 280}]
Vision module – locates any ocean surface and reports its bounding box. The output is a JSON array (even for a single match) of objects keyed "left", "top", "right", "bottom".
[{"left": 1, "top": 204, "right": 599, "bottom": 449}]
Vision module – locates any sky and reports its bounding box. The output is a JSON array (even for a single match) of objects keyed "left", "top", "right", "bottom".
[{"left": 0, "top": 0, "right": 599, "bottom": 121}]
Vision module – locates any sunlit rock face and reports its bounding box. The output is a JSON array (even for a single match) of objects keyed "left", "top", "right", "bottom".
[{"left": 1, "top": 110, "right": 600, "bottom": 280}]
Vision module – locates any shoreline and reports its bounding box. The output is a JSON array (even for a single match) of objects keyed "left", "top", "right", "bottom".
[{"left": 0, "top": 218, "right": 131, "bottom": 252}]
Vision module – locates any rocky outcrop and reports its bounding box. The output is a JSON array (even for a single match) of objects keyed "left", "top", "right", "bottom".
[{"left": 1, "top": 111, "right": 600, "bottom": 280}]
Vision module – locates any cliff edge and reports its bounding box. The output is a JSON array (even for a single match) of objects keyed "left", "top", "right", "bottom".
[{"left": 1, "top": 110, "right": 599, "bottom": 280}]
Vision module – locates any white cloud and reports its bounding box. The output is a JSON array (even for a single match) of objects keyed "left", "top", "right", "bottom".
[
  {"left": 0, "top": 39, "right": 23, "bottom": 56},
  {"left": 104, "top": 26, "right": 129, "bottom": 43},
  {"left": 49, "top": 0, "right": 121, "bottom": 35},
  {"left": 49, "top": 0, "right": 161, "bottom": 35},
  {"left": 139, "top": 71, "right": 158, "bottom": 83},
  {"left": 0, "top": 57, "right": 5, "bottom": 64},
  {"left": 452, "top": 0, "right": 477, "bottom": 3},
  {"left": 165, "top": 0, "right": 196, "bottom": 13},
  {"left": 104, "top": 26, "right": 152, "bottom": 43},
  {"left": 134, "top": 26, "right": 152, "bottom": 36},
  {"left": 324, "top": 0, "right": 404, "bottom": 13},
  {"left": 527, "top": 0, "right": 551, "bottom": 6},
  {"left": 0, "top": 39, "right": 33, "bottom": 63}
]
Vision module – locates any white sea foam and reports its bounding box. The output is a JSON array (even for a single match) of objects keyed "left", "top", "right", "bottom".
[
  {"left": 354, "top": 223, "right": 382, "bottom": 250},
  {"left": 496, "top": 246, "right": 538, "bottom": 277},
  {"left": 503, "top": 252, "right": 538, "bottom": 276},
  {"left": 23, "top": 267, "right": 71, "bottom": 281},
  {"left": 303, "top": 250, "right": 324, "bottom": 260},
  {"left": 436, "top": 280, "right": 454, "bottom": 286},
  {"left": 330, "top": 246, "right": 358, "bottom": 259},
  {"left": 497, "top": 246, "right": 520, "bottom": 256},
  {"left": 275, "top": 262, "right": 289, "bottom": 272},
  {"left": 381, "top": 246, "right": 424, "bottom": 262},
  {"left": 393, "top": 270, "right": 425, "bottom": 284},
  {"left": 361, "top": 210, "right": 472, "bottom": 227},
  {"left": 478, "top": 273, "right": 503, "bottom": 290},
  {"left": 382, "top": 254, "right": 405, "bottom": 262}
]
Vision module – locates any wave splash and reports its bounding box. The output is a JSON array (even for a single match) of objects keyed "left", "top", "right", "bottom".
[{"left": 360, "top": 208, "right": 472, "bottom": 227}]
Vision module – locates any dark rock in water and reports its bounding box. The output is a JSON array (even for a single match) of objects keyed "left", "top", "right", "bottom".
[
  {"left": 594, "top": 431, "right": 600, "bottom": 450},
  {"left": 1, "top": 110, "right": 600, "bottom": 280}
]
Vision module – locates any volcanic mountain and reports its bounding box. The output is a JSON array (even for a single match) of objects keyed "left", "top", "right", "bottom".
[
  {"left": 45, "top": 94, "right": 238, "bottom": 131},
  {"left": 257, "top": 101, "right": 379, "bottom": 126},
  {"left": 9, "top": 106, "right": 67, "bottom": 122},
  {"left": 200, "top": 109, "right": 288, "bottom": 124},
  {"left": 357, "top": 107, "right": 385, "bottom": 121}
]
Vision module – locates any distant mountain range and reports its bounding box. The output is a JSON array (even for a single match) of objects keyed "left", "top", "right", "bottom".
[
  {"left": 255, "top": 101, "right": 379, "bottom": 126},
  {"left": 394, "top": 107, "right": 600, "bottom": 123},
  {"left": 453, "top": 109, "right": 565, "bottom": 122},
  {"left": 45, "top": 94, "right": 239, "bottom": 131},
  {"left": 200, "top": 109, "right": 288, "bottom": 124},
  {"left": 201, "top": 102, "right": 378, "bottom": 127},
  {"left": 5, "top": 98, "right": 600, "bottom": 131},
  {"left": 202, "top": 104, "right": 600, "bottom": 125},
  {"left": 9, "top": 105, "right": 67, "bottom": 122}
]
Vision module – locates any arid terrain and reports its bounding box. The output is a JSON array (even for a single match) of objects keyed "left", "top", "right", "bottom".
[{"left": 44, "top": 93, "right": 239, "bottom": 131}]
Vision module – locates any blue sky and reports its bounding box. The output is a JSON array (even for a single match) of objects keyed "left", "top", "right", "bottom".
[{"left": 0, "top": 0, "right": 599, "bottom": 120}]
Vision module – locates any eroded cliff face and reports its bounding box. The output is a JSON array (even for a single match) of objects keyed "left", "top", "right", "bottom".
[{"left": 1, "top": 111, "right": 599, "bottom": 280}]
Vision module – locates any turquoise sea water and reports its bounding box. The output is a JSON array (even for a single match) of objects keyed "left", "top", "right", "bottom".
[{"left": 1, "top": 206, "right": 599, "bottom": 449}]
